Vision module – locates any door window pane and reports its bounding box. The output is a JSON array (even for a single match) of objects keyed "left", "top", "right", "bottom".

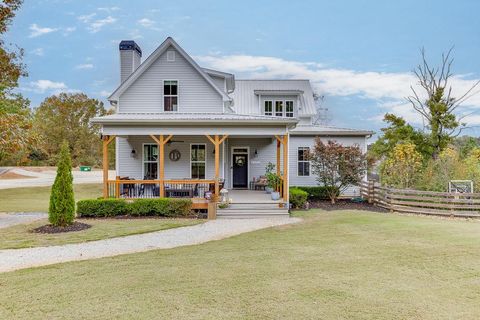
[{"left": 191, "top": 144, "right": 206, "bottom": 179}]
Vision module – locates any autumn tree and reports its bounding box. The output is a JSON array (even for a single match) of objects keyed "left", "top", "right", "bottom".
[
  {"left": 33, "top": 93, "right": 110, "bottom": 166},
  {"left": 380, "top": 142, "right": 423, "bottom": 189},
  {"left": 309, "top": 138, "right": 366, "bottom": 204},
  {"left": 0, "top": 0, "right": 36, "bottom": 164},
  {"left": 408, "top": 48, "right": 480, "bottom": 159}
]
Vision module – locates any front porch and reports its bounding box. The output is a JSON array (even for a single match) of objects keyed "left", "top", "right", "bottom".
[{"left": 101, "top": 133, "right": 290, "bottom": 210}]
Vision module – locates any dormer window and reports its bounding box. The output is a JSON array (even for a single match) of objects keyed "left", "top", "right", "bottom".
[
  {"left": 286, "top": 100, "right": 294, "bottom": 117},
  {"left": 164, "top": 80, "right": 178, "bottom": 111},
  {"left": 264, "top": 100, "right": 273, "bottom": 116},
  {"left": 275, "top": 101, "right": 283, "bottom": 117}
]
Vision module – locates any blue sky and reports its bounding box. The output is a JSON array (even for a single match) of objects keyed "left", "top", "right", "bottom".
[{"left": 6, "top": 0, "right": 480, "bottom": 136}]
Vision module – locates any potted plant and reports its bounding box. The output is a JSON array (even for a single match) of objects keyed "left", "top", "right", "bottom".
[{"left": 265, "top": 163, "right": 282, "bottom": 200}]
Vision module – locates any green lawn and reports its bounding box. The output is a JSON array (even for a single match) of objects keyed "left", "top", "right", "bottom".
[
  {"left": 0, "top": 183, "right": 102, "bottom": 212},
  {"left": 1, "top": 210, "right": 479, "bottom": 319},
  {"left": 0, "top": 218, "right": 201, "bottom": 249}
]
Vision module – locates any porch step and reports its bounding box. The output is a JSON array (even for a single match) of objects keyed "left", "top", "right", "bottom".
[{"left": 217, "top": 203, "right": 289, "bottom": 219}]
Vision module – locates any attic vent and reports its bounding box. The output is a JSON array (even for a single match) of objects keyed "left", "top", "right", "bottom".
[{"left": 167, "top": 50, "right": 175, "bottom": 61}]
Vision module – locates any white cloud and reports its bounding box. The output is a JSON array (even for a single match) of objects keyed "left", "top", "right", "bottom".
[
  {"left": 30, "top": 48, "right": 44, "bottom": 56},
  {"left": 128, "top": 29, "right": 143, "bottom": 40},
  {"left": 75, "top": 63, "right": 94, "bottom": 70},
  {"left": 63, "top": 26, "right": 76, "bottom": 36},
  {"left": 97, "top": 7, "right": 120, "bottom": 13},
  {"left": 87, "top": 15, "right": 116, "bottom": 33},
  {"left": 22, "top": 80, "right": 80, "bottom": 95},
  {"left": 29, "top": 24, "right": 58, "bottom": 38},
  {"left": 196, "top": 54, "right": 480, "bottom": 126},
  {"left": 138, "top": 18, "right": 154, "bottom": 28},
  {"left": 99, "top": 90, "right": 111, "bottom": 97},
  {"left": 78, "top": 13, "right": 96, "bottom": 23}
]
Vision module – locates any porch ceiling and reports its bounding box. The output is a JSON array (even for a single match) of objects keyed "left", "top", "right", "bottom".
[{"left": 101, "top": 125, "right": 290, "bottom": 136}]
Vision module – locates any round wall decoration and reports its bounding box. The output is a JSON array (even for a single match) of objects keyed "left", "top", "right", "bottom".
[
  {"left": 169, "top": 149, "right": 181, "bottom": 161},
  {"left": 235, "top": 157, "right": 245, "bottom": 166}
]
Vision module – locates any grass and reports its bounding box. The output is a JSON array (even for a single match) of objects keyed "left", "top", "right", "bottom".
[
  {"left": 0, "top": 183, "right": 102, "bottom": 212},
  {"left": 1, "top": 210, "right": 480, "bottom": 319},
  {"left": 0, "top": 218, "right": 202, "bottom": 249}
]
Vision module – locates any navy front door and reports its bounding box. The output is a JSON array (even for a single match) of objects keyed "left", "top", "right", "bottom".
[{"left": 232, "top": 153, "right": 248, "bottom": 188}]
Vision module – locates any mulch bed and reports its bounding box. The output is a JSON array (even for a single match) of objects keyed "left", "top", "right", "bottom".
[
  {"left": 308, "top": 199, "right": 388, "bottom": 213},
  {"left": 32, "top": 222, "right": 92, "bottom": 234}
]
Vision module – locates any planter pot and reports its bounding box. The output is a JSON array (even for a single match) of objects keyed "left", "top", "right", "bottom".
[
  {"left": 271, "top": 191, "right": 280, "bottom": 200},
  {"left": 265, "top": 186, "right": 273, "bottom": 194}
]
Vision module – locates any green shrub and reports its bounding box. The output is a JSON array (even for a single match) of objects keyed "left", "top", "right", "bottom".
[
  {"left": 76, "top": 198, "right": 192, "bottom": 218},
  {"left": 49, "top": 141, "right": 75, "bottom": 226},
  {"left": 291, "top": 186, "right": 339, "bottom": 200},
  {"left": 289, "top": 188, "right": 308, "bottom": 209},
  {"left": 77, "top": 199, "right": 128, "bottom": 217}
]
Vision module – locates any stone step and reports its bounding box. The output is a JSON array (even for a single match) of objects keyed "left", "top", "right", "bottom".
[
  {"left": 217, "top": 211, "right": 290, "bottom": 219},
  {"left": 222, "top": 203, "right": 286, "bottom": 209}
]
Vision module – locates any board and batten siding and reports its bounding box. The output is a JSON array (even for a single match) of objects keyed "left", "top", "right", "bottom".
[
  {"left": 116, "top": 136, "right": 224, "bottom": 180},
  {"left": 289, "top": 135, "right": 367, "bottom": 197},
  {"left": 225, "top": 138, "right": 283, "bottom": 189},
  {"left": 118, "top": 45, "right": 224, "bottom": 113}
]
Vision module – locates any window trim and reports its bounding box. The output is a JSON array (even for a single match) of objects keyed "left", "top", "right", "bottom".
[
  {"left": 285, "top": 100, "right": 294, "bottom": 117},
  {"left": 275, "top": 100, "right": 284, "bottom": 117},
  {"left": 190, "top": 143, "right": 207, "bottom": 179},
  {"left": 264, "top": 100, "right": 273, "bottom": 116},
  {"left": 142, "top": 143, "right": 159, "bottom": 179},
  {"left": 163, "top": 79, "right": 179, "bottom": 112},
  {"left": 297, "top": 146, "right": 311, "bottom": 177}
]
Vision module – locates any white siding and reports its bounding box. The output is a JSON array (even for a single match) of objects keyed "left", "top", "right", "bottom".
[
  {"left": 209, "top": 75, "right": 226, "bottom": 93},
  {"left": 225, "top": 138, "right": 284, "bottom": 189},
  {"left": 119, "top": 45, "right": 223, "bottom": 113},
  {"left": 289, "top": 135, "right": 366, "bottom": 197},
  {"left": 117, "top": 136, "right": 223, "bottom": 180}
]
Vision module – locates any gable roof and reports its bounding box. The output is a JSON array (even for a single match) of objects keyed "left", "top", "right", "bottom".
[{"left": 108, "top": 37, "right": 232, "bottom": 102}]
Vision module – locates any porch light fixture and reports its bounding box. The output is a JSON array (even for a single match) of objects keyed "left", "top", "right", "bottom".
[
  {"left": 254, "top": 149, "right": 258, "bottom": 157},
  {"left": 131, "top": 149, "right": 137, "bottom": 158}
]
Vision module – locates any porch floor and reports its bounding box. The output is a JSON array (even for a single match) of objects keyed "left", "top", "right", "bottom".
[{"left": 227, "top": 189, "right": 282, "bottom": 204}]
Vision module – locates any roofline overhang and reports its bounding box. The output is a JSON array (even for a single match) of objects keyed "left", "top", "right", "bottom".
[
  {"left": 290, "top": 130, "right": 375, "bottom": 137},
  {"left": 91, "top": 118, "right": 299, "bottom": 126}
]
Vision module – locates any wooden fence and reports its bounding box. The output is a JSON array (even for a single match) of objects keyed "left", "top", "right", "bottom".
[{"left": 360, "top": 181, "right": 480, "bottom": 218}]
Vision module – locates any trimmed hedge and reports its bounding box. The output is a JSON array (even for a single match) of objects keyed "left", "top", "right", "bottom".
[
  {"left": 291, "top": 186, "right": 339, "bottom": 200},
  {"left": 77, "top": 198, "right": 192, "bottom": 218},
  {"left": 289, "top": 188, "right": 308, "bottom": 209}
]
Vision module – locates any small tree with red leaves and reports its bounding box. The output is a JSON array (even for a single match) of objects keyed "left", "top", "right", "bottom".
[{"left": 310, "top": 138, "right": 366, "bottom": 204}]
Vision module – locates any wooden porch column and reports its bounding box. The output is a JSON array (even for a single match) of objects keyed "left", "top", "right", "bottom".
[
  {"left": 282, "top": 134, "right": 289, "bottom": 201},
  {"left": 102, "top": 135, "right": 116, "bottom": 199},
  {"left": 276, "top": 140, "right": 281, "bottom": 176},
  {"left": 206, "top": 134, "right": 228, "bottom": 198},
  {"left": 150, "top": 134, "right": 173, "bottom": 197}
]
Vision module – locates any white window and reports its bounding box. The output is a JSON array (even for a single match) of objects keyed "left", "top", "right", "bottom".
[
  {"left": 164, "top": 80, "right": 178, "bottom": 112},
  {"left": 143, "top": 144, "right": 158, "bottom": 179},
  {"left": 297, "top": 147, "right": 310, "bottom": 176},
  {"left": 264, "top": 100, "right": 273, "bottom": 116},
  {"left": 191, "top": 144, "right": 206, "bottom": 179},
  {"left": 275, "top": 101, "right": 283, "bottom": 117},
  {"left": 286, "top": 100, "right": 294, "bottom": 117}
]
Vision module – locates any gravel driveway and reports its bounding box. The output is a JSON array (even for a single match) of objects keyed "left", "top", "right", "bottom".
[
  {"left": 0, "top": 212, "right": 47, "bottom": 229},
  {"left": 0, "top": 217, "right": 301, "bottom": 273}
]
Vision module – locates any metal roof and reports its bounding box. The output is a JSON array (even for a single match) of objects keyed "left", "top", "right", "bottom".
[
  {"left": 290, "top": 125, "right": 374, "bottom": 136},
  {"left": 91, "top": 112, "right": 298, "bottom": 125},
  {"left": 232, "top": 80, "right": 316, "bottom": 115}
]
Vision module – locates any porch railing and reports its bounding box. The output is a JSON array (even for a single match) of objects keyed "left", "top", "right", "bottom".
[{"left": 107, "top": 179, "right": 216, "bottom": 199}]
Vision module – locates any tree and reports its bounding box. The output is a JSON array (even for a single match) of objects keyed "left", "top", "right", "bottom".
[
  {"left": 369, "top": 113, "right": 432, "bottom": 160},
  {"left": 0, "top": 0, "right": 35, "bottom": 164},
  {"left": 49, "top": 141, "right": 75, "bottom": 227},
  {"left": 380, "top": 142, "right": 423, "bottom": 189},
  {"left": 310, "top": 138, "right": 366, "bottom": 204},
  {"left": 33, "top": 93, "right": 110, "bottom": 166},
  {"left": 407, "top": 48, "right": 480, "bottom": 159}
]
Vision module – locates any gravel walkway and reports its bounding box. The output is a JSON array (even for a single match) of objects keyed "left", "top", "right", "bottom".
[
  {"left": 0, "top": 217, "right": 301, "bottom": 273},
  {"left": 0, "top": 212, "right": 47, "bottom": 229}
]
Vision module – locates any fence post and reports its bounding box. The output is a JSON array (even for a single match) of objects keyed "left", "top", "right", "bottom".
[{"left": 368, "top": 180, "right": 374, "bottom": 204}]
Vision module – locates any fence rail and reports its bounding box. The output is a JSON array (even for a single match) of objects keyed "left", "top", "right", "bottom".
[
  {"left": 107, "top": 179, "right": 216, "bottom": 200},
  {"left": 360, "top": 181, "right": 480, "bottom": 218}
]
